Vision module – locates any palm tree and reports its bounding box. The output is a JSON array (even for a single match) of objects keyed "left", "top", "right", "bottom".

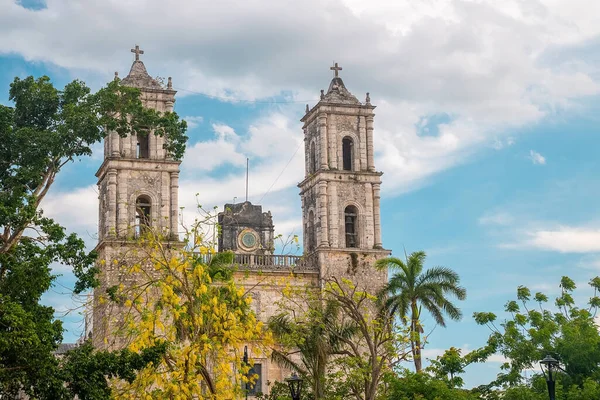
[
  {"left": 375, "top": 251, "right": 466, "bottom": 372},
  {"left": 268, "top": 299, "right": 356, "bottom": 399}
]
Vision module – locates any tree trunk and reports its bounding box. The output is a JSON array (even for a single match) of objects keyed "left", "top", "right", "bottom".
[{"left": 411, "top": 302, "right": 422, "bottom": 372}]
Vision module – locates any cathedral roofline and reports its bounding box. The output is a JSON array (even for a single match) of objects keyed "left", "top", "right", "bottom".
[{"left": 120, "top": 45, "right": 176, "bottom": 93}]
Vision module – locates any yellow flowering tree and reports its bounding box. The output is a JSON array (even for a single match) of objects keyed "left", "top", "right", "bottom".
[{"left": 101, "top": 218, "right": 270, "bottom": 399}]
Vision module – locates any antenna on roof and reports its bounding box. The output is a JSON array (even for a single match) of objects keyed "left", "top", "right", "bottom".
[{"left": 245, "top": 158, "right": 249, "bottom": 203}]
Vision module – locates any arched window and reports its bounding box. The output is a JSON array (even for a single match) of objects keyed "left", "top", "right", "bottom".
[
  {"left": 135, "top": 196, "right": 151, "bottom": 236},
  {"left": 307, "top": 210, "right": 316, "bottom": 251},
  {"left": 342, "top": 137, "right": 353, "bottom": 171},
  {"left": 310, "top": 142, "right": 317, "bottom": 174},
  {"left": 137, "top": 133, "right": 149, "bottom": 159},
  {"left": 344, "top": 205, "right": 358, "bottom": 248}
]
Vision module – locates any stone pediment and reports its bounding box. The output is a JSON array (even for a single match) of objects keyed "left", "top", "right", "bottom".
[
  {"left": 121, "top": 60, "right": 164, "bottom": 90},
  {"left": 322, "top": 77, "right": 361, "bottom": 105}
]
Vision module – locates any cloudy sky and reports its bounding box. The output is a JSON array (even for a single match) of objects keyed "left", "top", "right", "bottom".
[{"left": 2, "top": 0, "right": 600, "bottom": 387}]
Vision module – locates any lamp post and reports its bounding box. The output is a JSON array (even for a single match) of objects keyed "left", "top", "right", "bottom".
[
  {"left": 540, "top": 355, "right": 560, "bottom": 400},
  {"left": 243, "top": 346, "right": 249, "bottom": 400},
  {"left": 285, "top": 372, "right": 303, "bottom": 400}
]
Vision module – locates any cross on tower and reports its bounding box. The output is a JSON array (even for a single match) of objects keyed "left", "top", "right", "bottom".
[
  {"left": 330, "top": 62, "right": 342, "bottom": 77},
  {"left": 131, "top": 45, "right": 144, "bottom": 61}
]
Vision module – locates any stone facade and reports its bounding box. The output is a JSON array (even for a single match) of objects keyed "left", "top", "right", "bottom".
[
  {"left": 218, "top": 201, "right": 275, "bottom": 254},
  {"left": 92, "top": 49, "right": 180, "bottom": 350},
  {"left": 93, "top": 51, "right": 388, "bottom": 396},
  {"left": 299, "top": 71, "right": 389, "bottom": 292}
]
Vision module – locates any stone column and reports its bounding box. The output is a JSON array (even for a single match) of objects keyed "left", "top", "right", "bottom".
[
  {"left": 364, "top": 182, "right": 375, "bottom": 248},
  {"left": 373, "top": 183, "right": 382, "bottom": 248},
  {"left": 121, "top": 134, "right": 130, "bottom": 159},
  {"left": 366, "top": 115, "right": 375, "bottom": 172},
  {"left": 300, "top": 195, "right": 307, "bottom": 249},
  {"left": 117, "top": 170, "right": 128, "bottom": 237},
  {"left": 359, "top": 116, "right": 367, "bottom": 171},
  {"left": 107, "top": 169, "right": 118, "bottom": 237},
  {"left": 318, "top": 114, "right": 328, "bottom": 170},
  {"left": 328, "top": 115, "right": 338, "bottom": 169},
  {"left": 328, "top": 183, "right": 339, "bottom": 247},
  {"left": 166, "top": 98, "right": 175, "bottom": 113},
  {"left": 110, "top": 132, "right": 120, "bottom": 158},
  {"left": 148, "top": 131, "right": 155, "bottom": 160},
  {"left": 170, "top": 172, "right": 179, "bottom": 238},
  {"left": 156, "top": 134, "right": 165, "bottom": 160},
  {"left": 303, "top": 129, "right": 309, "bottom": 176},
  {"left": 318, "top": 181, "right": 329, "bottom": 246},
  {"left": 130, "top": 134, "right": 137, "bottom": 158}
]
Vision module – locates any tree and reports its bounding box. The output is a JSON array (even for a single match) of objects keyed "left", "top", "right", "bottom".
[
  {"left": 268, "top": 290, "right": 356, "bottom": 399},
  {"left": 383, "top": 369, "right": 480, "bottom": 400},
  {"left": 375, "top": 251, "right": 466, "bottom": 372},
  {"left": 58, "top": 340, "right": 167, "bottom": 400},
  {"left": 323, "top": 277, "right": 411, "bottom": 400},
  {"left": 0, "top": 75, "right": 187, "bottom": 398},
  {"left": 100, "top": 225, "right": 270, "bottom": 399},
  {"left": 473, "top": 276, "right": 600, "bottom": 396},
  {"left": 427, "top": 345, "right": 496, "bottom": 389}
]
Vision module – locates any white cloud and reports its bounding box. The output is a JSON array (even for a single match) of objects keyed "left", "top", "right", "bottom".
[
  {"left": 42, "top": 185, "right": 98, "bottom": 245},
  {"left": 182, "top": 115, "right": 203, "bottom": 129},
  {"left": 479, "top": 212, "right": 514, "bottom": 226},
  {"left": 529, "top": 150, "right": 547, "bottom": 165},
  {"left": 182, "top": 123, "right": 246, "bottom": 172},
  {"left": 493, "top": 136, "right": 515, "bottom": 150},
  {"left": 526, "top": 226, "right": 600, "bottom": 253},
  {"left": 1, "top": 0, "right": 599, "bottom": 195}
]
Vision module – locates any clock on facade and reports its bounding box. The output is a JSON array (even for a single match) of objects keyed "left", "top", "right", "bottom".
[{"left": 237, "top": 228, "right": 260, "bottom": 252}]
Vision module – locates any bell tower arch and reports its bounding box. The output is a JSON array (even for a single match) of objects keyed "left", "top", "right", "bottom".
[{"left": 299, "top": 63, "right": 389, "bottom": 290}]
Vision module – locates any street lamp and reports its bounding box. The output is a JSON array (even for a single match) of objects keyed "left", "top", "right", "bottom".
[
  {"left": 540, "top": 355, "right": 560, "bottom": 400},
  {"left": 285, "top": 372, "right": 303, "bottom": 400},
  {"left": 243, "top": 346, "right": 249, "bottom": 400}
]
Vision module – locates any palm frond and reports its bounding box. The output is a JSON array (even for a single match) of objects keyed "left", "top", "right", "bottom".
[{"left": 270, "top": 349, "right": 305, "bottom": 375}]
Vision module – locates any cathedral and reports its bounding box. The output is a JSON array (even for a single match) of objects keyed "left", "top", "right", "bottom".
[{"left": 92, "top": 46, "right": 389, "bottom": 396}]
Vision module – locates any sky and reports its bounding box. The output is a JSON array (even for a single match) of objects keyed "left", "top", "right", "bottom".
[{"left": 2, "top": 0, "right": 600, "bottom": 388}]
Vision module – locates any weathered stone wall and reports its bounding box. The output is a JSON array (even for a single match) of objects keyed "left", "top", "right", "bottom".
[{"left": 234, "top": 270, "right": 319, "bottom": 395}]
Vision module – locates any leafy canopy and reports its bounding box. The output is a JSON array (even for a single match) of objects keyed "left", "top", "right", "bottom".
[{"left": 0, "top": 75, "right": 187, "bottom": 398}]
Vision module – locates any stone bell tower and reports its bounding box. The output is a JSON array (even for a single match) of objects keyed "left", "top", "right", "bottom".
[
  {"left": 92, "top": 45, "right": 180, "bottom": 348},
  {"left": 299, "top": 63, "right": 389, "bottom": 291}
]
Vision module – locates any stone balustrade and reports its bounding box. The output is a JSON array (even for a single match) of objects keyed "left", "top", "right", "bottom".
[{"left": 193, "top": 253, "right": 319, "bottom": 273}]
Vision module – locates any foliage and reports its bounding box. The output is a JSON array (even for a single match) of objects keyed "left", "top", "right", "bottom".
[
  {"left": 375, "top": 251, "right": 467, "bottom": 372},
  {"left": 384, "top": 369, "right": 480, "bottom": 400},
  {"left": 101, "top": 225, "right": 270, "bottom": 399},
  {"left": 473, "top": 276, "right": 600, "bottom": 395},
  {"left": 427, "top": 345, "right": 496, "bottom": 389},
  {"left": 0, "top": 75, "right": 186, "bottom": 398},
  {"left": 322, "top": 277, "right": 411, "bottom": 400},
  {"left": 58, "top": 340, "right": 166, "bottom": 400},
  {"left": 256, "top": 380, "right": 313, "bottom": 400},
  {"left": 268, "top": 286, "right": 357, "bottom": 399}
]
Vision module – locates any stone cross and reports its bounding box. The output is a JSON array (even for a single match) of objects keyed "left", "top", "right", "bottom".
[
  {"left": 131, "top": 45, "right": 144, "bottom": 61},
  {"left": 330, "top": 62, "right": 342, "bottom": 77}
]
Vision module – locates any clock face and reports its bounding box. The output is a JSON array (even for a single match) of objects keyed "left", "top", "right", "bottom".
[
  {"left": 238, "top": 229, "right": 259, "bottom": 251},
  {"left": 241, "top": 231, "right": 257, "bottom": 248}
]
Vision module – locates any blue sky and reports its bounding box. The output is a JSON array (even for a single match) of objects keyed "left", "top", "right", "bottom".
[{"left": 2, "top": 0, "right": 600, "bottom": 388}]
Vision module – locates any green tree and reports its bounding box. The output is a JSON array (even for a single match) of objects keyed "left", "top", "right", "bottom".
[
  {"left": 474, "top": 276, "right": 600, "bottom": 396},
  {"left": 376, "top": 251, "right": 466, "bottom": 372},
  {"left": 427, "top": 345, "right": 496, "bottom": 389},
  {"left": 323, "top": 277, "right": 411, "bottom": 400},
  {"left": 268, "top": 293, "right": 356, "bottom": 399},
  {"left": 0, "top": 75, "right": 187, "bottom": 398},
  {"left": 384, "top": 369, "right": 480, "bottom": 400}
]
